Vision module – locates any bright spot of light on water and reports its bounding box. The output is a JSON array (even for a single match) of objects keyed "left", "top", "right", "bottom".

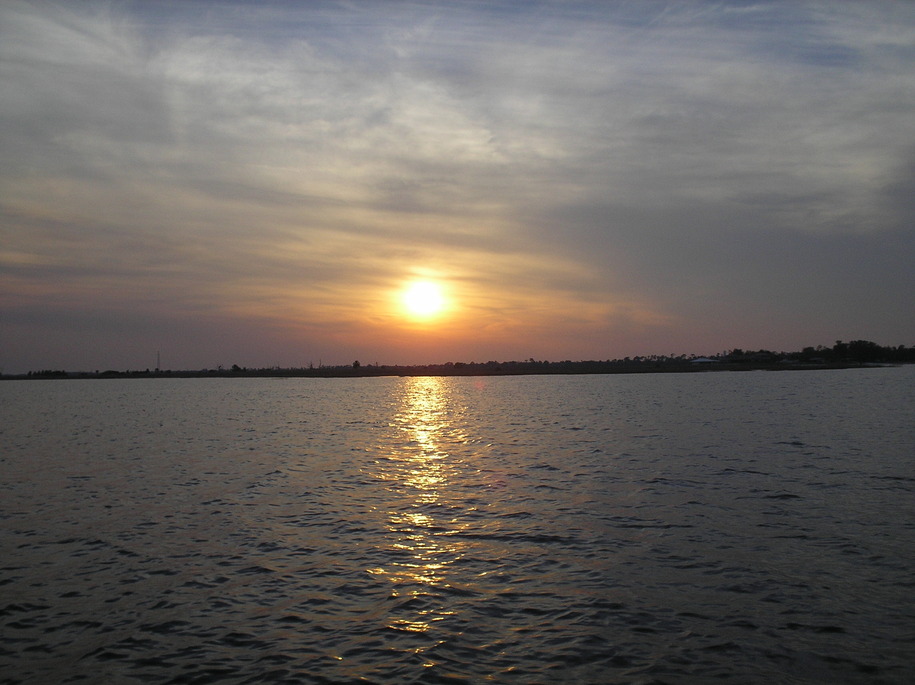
[{"left": 368, "top": 376, "right": 472, "bottom": 634}]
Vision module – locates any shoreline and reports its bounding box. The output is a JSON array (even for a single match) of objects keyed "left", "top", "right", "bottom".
[{"left": 2, "top": 361, "right": 901, "bottom": 381}]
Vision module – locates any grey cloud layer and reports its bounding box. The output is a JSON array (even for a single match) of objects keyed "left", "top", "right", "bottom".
[{"left": 2, "top": 0, "right": 914, "bottom": 370}]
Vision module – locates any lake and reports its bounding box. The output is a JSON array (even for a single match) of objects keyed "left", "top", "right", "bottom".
[{"left": 1, "top": 367, "right": 913, "bottom": 683}]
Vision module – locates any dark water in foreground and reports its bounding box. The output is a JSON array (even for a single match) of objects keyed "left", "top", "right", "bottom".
[{"left": 1, "top": 368, "right": 913, "bottom": 684}]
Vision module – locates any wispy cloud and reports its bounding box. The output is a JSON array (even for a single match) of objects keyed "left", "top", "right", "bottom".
[{"left": 2, "top": 0, "right": 913, "bottom": 371}]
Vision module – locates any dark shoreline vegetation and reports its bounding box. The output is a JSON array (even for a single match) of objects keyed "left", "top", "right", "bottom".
[{"left": 7, "top": 339, "right": 914, "bottom": 380}]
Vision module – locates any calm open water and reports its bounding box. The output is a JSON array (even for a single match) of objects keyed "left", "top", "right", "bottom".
[{"left": 1, "top": 367, "right": 913, "bottom": 684}]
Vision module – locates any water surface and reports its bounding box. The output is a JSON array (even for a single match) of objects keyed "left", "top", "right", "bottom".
[{"left": 1, "top": 368, "right": 913, "bottom": 683}]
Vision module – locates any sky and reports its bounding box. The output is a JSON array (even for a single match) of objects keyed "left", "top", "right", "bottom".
[{"left": 2, "top": 0, "right": 914, "bottom": 373}]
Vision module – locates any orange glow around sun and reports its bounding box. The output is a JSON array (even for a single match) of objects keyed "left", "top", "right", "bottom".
[{"left": 401, "top": 280, "right": 447, "bottom": 319}]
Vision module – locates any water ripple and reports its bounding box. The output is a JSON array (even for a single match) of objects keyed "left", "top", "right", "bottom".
[{"left": 1, "top": 370, "right": 913, "bottom": 683}]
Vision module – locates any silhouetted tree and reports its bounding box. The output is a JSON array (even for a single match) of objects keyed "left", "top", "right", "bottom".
[
  {"left": 848, "top": 340, "right": 881, "bottom": 364},
  {"left": 833, "top": 340, "right": 849, "bottom": 360}
]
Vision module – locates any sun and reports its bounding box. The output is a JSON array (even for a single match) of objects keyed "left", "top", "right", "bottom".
[{"left": 402, "top": 280, "right": 446, "bottom": 319}]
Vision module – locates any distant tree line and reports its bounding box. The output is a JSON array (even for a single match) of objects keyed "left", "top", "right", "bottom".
[
  {"left": 6, "top": 339, "right": 914, "bottom": 380},
  {"left": 723, "top": 340, "right": 914, "bottom": 365}
]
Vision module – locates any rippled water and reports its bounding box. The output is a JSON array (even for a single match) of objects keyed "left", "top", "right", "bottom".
[{"left": 1, "top": 367, "right": 913, "bottom": 684}]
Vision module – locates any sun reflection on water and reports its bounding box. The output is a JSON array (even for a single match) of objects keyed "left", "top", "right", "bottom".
[
  {"left": 368, "top": 376, "right": 469, "bottom": 635},
  {"left": 399, "top": 377, "right": 449, "bottom": 498}
]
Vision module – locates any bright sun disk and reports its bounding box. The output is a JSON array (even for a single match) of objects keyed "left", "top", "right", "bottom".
[{"left": 402, "top": 280, "right": 446, "bottom": 318}]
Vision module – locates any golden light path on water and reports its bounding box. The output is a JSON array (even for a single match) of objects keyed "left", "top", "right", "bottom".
[{"left": 367, "top": 377, "right": 469, "bottom": 639}]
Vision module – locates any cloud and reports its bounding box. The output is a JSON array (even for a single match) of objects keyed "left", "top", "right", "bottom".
[{"left": 2, "top": 0, "right": 914, "bottom": 372}]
